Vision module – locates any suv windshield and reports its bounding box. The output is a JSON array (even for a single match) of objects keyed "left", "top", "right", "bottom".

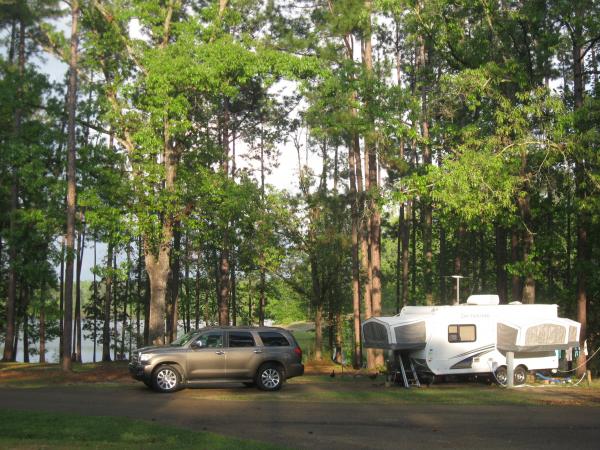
[{"left": 170, "top": 330, "right": 197, "bottom": 347}]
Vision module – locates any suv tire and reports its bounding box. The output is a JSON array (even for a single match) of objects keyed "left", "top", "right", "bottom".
[
  {"left": 153, "top": 365, "right": 181, "bottom": 393},
  {"left": 256, "top": 363, "right": 284, "bottom": 391}
]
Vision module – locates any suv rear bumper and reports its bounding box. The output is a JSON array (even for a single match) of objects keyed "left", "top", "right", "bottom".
[{"left": 287, "top": 362, "right": 304, "bottom": 379}]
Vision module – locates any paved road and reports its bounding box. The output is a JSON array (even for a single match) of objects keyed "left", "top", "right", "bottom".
[{"left": 2, "top": 385, "right": 599, "bottom": 449}]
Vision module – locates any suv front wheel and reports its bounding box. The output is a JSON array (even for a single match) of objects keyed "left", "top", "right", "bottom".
[
  {"left": 153, "top": 365, "right": 181, "bottom": 393},
  {"left": 256, "top": 363, "right": 284, "bottom": 391}
]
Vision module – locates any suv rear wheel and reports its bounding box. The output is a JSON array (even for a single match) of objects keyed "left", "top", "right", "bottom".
[
  {"left": 153, "top": 365, "right": 181, "bottom": 393},
  {"left": 256, "top": 363, "right": 284, "bottom": 391}
]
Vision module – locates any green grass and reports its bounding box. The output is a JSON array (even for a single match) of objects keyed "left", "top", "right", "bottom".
[
  {"left": 0, "top": 409, "right": 284, "bottom": 450},
  {"left": 200, "top": 376, "right": 600, "bottom": 406}
]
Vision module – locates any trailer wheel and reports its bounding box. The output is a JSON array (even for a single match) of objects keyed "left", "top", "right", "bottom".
[
  {"left": 495, "top": 366, "right": 508, "bottom": 386},
  {"left": 514, "top": 366, "right": 527, "bottom": 385}
]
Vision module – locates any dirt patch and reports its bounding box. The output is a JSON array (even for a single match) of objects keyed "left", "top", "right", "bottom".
[{"left": 0, "top": 362, "right": 133, "bottom": 385}]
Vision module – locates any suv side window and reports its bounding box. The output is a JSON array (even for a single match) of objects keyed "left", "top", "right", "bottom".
[
  {"left": 228, "top": 332, "right": 256, "bottom": 348},
  {"left": 195, "top": 332, "right": 223, "bottom": 348},
  {"left": 259, "top": 332, "right": 290, "bottom": 347}
]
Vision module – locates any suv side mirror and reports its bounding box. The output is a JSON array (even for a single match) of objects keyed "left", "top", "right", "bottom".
[{"left": 191, "top": 340, "right": 204, "bottom": 349}]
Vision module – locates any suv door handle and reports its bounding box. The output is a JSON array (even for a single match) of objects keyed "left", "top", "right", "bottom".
[
  {"left": 215, "top": 351, "right": 225, "bottom": 355},
  {"left": 253, "top": 350, "right": 263, "bottom": 354}
]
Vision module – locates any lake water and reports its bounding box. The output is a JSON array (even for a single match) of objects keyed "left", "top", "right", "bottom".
[{"left": 9, "top": 318, "right": 273, "bottom": 363}]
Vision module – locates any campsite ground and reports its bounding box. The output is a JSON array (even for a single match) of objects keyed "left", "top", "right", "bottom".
[{"left": 2, "top": 361, "right": 600, "bottom": 449}]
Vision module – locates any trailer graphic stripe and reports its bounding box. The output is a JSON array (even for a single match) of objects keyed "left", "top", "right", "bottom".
[
  {"left": 451, "top": 344, "right": 495, "bottom": 359},
  {"left": 450, "top": 347, "right": 496, "bottom": 370}
]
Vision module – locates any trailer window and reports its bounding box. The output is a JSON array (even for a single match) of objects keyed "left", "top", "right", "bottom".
[{"left": 448, "top": 324, "right": 476, "bottom": 343}]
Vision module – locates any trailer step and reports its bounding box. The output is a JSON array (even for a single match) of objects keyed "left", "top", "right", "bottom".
[{"left": 390, "top": 352, "right": 420, "bottom": 388}]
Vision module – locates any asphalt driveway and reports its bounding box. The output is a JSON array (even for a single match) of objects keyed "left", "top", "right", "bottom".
[{"left": 2, "top": 384, "right": 599, "bottom": 449}]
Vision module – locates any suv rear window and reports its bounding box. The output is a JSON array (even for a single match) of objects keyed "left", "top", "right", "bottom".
[
  {"left": 228, "top": 332, "right": 256, "bottom": 348},
  {"left": 259, "top": 332, "right": 290, "bottom": 347}
]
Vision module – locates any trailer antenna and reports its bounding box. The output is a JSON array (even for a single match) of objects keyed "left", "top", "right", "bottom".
[{"left": 451, "top": 275, "right": 465, "bottom": 305}]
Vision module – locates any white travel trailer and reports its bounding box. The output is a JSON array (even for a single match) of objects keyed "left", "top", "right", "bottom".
[{"left": 362, "top": 295, "right": 580, "bottom": 386}]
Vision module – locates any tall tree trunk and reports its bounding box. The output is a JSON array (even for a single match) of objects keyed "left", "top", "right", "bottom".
[
  {"left": 518, "top": 153, "right": 535, "bottom": 304},
  {"left": 410, "top": 199, "right": 417, "bottom": 301},
  {"left": 184, "top": 234, "right": 191, "bottom": 332},
  {"left": 247, "top": 278, "right": 253, "bottom": 325},
  {"left": 22, "top": 287, "right": 29, "bottom": 363},
  {"left": 74, "top": 220, "right": 85, "bottom": 362},
  {"left": 415, "top": 2, "right": 433, "bottom": 306},
  {"left": 59, "top": 238, "right": 65, "bottom": 360},
  {"left": 143, "top": 272, "right": 150, "bottom": 345},
  {"left": 145, "top": 247, "right": 170, "bottom": 346},
  {"left": 453, "top": 225, "right": 465, "bottom": 304},
  {"left": 143, "top": 3, "right": 179, "bottom": 344},
  {"left": 39, "top": 285, "right": 46, "bottom": 364},
  {"left": 402, "top": 201, "right": 410, "bottom": 307},
  {"left": 362, "top": 0, "right": 383, "bottom": 369},
  {"left": 2, "top": 16, "right": 25, "bottom": 363},
  {"left": 62, "top": 0, "right": 80, "bottom": 372},
  {"left": 102, "top": 243, "right": 113, "bottom": 362},
  {"left": 93, "top": 239, "right": 98, "bottom": 362},
  {"left": 573, "top": 33, "right": 589, "bottom": 377},
  {"left": 113, "top": 253, "right": 118, "bottom": 360},
  {"left": 145, "top": 128, "right": 177, "bottom": 345},
  {"left": 258, "top": 131, "right": 267, "bottom": 327},
  {"left": 494, "top": 224, "right": 508, "bottom": 304},
  {"left": 231, "top": 253, "right": 237, "bottom": 326},
  {"left": 168, "top": 226, "right": 181, "bottom": 342},
  {"left": 218, "top": 104, "right": 231, "bottom": 326},
  {"left": 349, "top": 134, "right": 362, "bottom": 367},
  {"left": 479, "top": 230, "right": 486, "bottom": 292},
  {"left": 439, "top": 226, "right": 447, "bottom": 304},
  {"left": 125, "top": 247, "right": 131, "bottom": 358},
  {"left": 510, "top": 229, "right": 521, "bottom": 302},
  {"left": 136, "top": 237, "right": 142, "bottom": 345},
  {"left": 195, "top": 266, "right": 201, "bottom": 329}
]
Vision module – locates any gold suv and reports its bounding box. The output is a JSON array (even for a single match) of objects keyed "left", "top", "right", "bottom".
[{"left": 129, "top": 327, "right": 304, "bottom": 393}]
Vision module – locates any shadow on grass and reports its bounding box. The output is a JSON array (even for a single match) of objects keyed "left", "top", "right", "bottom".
[{"left": 0, "top": 409, "right": 285, "bottom": 450}]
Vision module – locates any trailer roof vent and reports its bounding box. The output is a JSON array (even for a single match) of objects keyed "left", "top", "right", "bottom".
[{"left": 466, "top": 295, "right": 500, "bottom": 305}]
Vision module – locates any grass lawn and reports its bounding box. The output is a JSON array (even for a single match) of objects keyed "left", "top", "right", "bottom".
[{"left": 0, "top": 409, "right": 284, "bottom": 450}]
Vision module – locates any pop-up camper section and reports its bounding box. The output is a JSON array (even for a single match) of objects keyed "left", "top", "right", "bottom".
[
  {"left": 496, "top": 317, "right": 580, "bottom": 352},
  {"left": 362, "top": 295, "right": 581, "bottom": 388}
]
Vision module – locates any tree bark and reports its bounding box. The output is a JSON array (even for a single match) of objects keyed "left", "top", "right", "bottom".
[
  {"left": 573, "top": 33, "right": 589, "bottom": 377},
  {"left": 59, "top": 238, "right": 65, "bottom": 360},
  {"left": 518, "top": 152, "right": 535, "bottom": 304},
  {"left": 93, "top": 239, "right": 98, "bottom": 362},
  {"left": 362, "top": 0, "right": 383, "bottom": 369},
  {"left": 102, "top": 243, "right": 113, "bottom": 362},
  {"left": 113, "top": 253, "right": 118, "bottom": 360},
  {"left": 22, "top": 287, "right": 30, "bottom": 363},
  {"left": 143, "top": 0, "right": 179, "bottom": 346},
  {"left": 453, "top": 225, "right": 465, "bottom": 304},
  {"left": 402, "top": 201, "right": 410, "bottom": 307},
  {"left": 413, "top": 0, "right": 434, "bottom": 306},
  {"left": 218, "top": 106, "right": 231, "bottom": 326},
  {"left": 348, "top": 135, "right": 362, "bottom": 368},
  {"left": 73, "top": 220, "right": 85, "bottom": 362},
  {"left": 494, "top": 224, "right": 508, "bottom": 304},
  {"left": 146, "top": 248, "right": 170, "bottom": 346},
  {"left": 168, "top": 225, "right": 181, "bottom": 342},
  {"left": 510, "top": 229, "right": 521, "bottom": 302},
  {"left": 39, "top": 285, "right": 46, "bottom": 364},
  {"left": 195, "top": 266, "right": 201, "bottom": 329},
  {"left": 2, "top": 16, "right": 25, "bottom": 363},
  {"left": 62, "top": 0, "right": 80, "bottom": 372}
]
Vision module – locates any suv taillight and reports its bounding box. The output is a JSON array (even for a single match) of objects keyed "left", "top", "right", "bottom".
[{"left": 293, "top": 346, "right": 302, "bottom": 359}]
